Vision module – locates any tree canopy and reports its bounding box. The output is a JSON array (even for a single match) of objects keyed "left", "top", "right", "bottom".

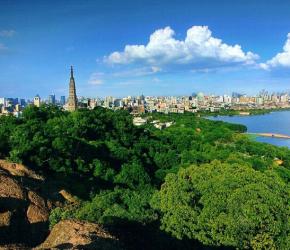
[
  {"left": 153, "top": 161, "right": 290, "bottom": 249},
  {"left": 0, "top": 105, "right": 289, "bottom": 249}
]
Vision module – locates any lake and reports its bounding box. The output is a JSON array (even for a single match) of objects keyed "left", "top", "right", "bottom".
[{"left": 208, "top": 111, "right": 290, "bottom": 148}]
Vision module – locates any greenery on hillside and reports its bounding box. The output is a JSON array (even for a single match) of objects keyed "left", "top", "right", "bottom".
[
  {"left": 0, "top": 105, "right": 289, "bottom": 249},
  {"left": 152, "top": 161, "right": 289, "bottom": 249}
]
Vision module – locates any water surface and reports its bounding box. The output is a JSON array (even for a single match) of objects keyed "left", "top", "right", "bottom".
[{"left": 208, "top": 111, "right": 290, "bottom": 148}]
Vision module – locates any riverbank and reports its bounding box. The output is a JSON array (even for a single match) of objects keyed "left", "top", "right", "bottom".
[
  {"left": 202, "top": 107, "right": 290, "bottom": 117},
  {"left": 208, "top": 111, "right": 290, "bottom": 148}
]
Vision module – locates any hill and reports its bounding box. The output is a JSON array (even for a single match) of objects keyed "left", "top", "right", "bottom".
[{"left": 0, "top": 105, "right": 289, "bottom": 249}]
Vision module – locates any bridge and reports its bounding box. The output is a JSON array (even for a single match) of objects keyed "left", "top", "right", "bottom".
[{"left": 247, "top": 133, "right": 290, "bottom": 139}]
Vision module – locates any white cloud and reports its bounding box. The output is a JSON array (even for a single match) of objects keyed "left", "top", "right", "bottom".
[
  {"left": 88, "top": 72, "right": 104, "bottom": 85},
  {"left": 0, "top": 30, "right": 16, "bottom": 37},
  {"left": 151, "top": 66, "right": 161, "bottom": 73},
  {"left": 260, "top": 33, "right": 290, "bottom": 70},
  {"left": 105, "top": 26, "right": 258, "bottom": 70}
]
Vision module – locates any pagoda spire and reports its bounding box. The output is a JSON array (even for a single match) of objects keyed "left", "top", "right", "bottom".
[
  {"left": 67, "top": 66, "right": 77, "bottom": 111},
  {"left": 70, "top": 65, "right": 74, "bottom": 78}
]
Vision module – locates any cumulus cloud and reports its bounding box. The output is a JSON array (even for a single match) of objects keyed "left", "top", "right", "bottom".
[
  {"left": 0, "top": 30, "right": 16, "bottom": 37},
  {"left": 88, "top": 72, "right": 104, "bottom": 85},
  {"left": 105, "top": 26, "right": 258, "bottom": 70},
  {"left": 260, "top": 33, "right": 290, "bottom": 70}
]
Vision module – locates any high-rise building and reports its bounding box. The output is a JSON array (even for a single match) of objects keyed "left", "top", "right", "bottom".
[
  {"left": 20, "top": 99, "right": 26, "bottom": 107},
  {"left": 114, "top": 98, "right": 123, "bottom": 107},
  {"left": 48, "top": 94, "right": 56, "bottom": 104},
  {"left": 6, "top": 98, "right": 14, "bottom": 107},
  {"left": 0, "top": 98, "right": 6, "bottom": 106},
  {"left": 34, "top": 95, "right": 41, "bottom": 107},
  {"left": 197, "top": 92, "right": 205, "bottom": 102},
  {"left": 104, "top": 96, "right": 113, "bottom": 108},
  {"left": 60, "top": 96, "right": 66, "bottom": 105},
  {"left": 67, "top": 66, "right": 77, "bottom": 111}
]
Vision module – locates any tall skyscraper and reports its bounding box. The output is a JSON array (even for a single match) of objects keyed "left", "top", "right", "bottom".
[
  {"left": 20, "top": 99, "right": 26, "bottom": 107},
  {"left": 60, "top": 96, "right": 66, "bottom": 106},
  {"left": 48, "top": 94, "right": 56, "bottom": 104},
  {"left": 67, "top": 66, "right": 77, "bottom": 111}
]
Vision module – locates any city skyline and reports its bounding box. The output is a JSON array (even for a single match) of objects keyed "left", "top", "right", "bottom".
[
  {"left": 1, "top": 65, "right": 290, "bottom": 100},
  {"left": 1, "top": 0, "right": 290, "bottom": 97},
  {"left": 3, "top": 88, "right": 290, "bottom": 101}
]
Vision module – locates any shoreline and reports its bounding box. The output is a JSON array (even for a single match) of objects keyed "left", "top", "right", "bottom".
[
  {"left": 247, "top": 132, "right": 290, "bottom": 140},
  {"left": 206, "top": 110, "right": 290, "bottom": 147},
  {"left": 203, "top": 107, "right": 290, "bottom": 117}
]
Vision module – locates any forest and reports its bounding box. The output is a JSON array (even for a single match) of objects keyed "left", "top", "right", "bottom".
[{"left": 0, "top": 105, "right": 289, "bottom": 250}]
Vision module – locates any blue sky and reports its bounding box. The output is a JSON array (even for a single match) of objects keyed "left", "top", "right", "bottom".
[{"left": 1, "top": 0, "right": 290, "bottom": 99}]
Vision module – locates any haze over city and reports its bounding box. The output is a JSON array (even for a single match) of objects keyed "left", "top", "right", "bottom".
[{"left": 1, "top": 0, "right": 290, "bottom": 98}]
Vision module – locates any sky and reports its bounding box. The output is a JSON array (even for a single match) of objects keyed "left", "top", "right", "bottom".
[{"left": 1, "top": 0, "right": 290, "bottom": 99}]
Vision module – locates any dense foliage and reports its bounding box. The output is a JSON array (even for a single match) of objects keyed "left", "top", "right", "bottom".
[
  {"left": 152, "top": 161, "right": 289, "bottom": 249},
  {"left": 0, "top": 105, "right": 289, "bottom": 249}
]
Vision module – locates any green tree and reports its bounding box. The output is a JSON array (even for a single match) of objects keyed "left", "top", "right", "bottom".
[
  {"left": 0, "top": 115, "right": 18, "bottom": 158},
  {"left": 50, "top": 186, "right": 157, "bottom": 226},
  {"left": 152, "top": 161, "right": 290, "bottom": 249},
  {"left": 114, "top": 161, "right": 151, "bottom": 188}
]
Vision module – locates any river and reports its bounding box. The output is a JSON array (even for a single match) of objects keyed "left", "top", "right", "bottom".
[{"left": 208, "top": 111, "right": 290, "bottom": 148}]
